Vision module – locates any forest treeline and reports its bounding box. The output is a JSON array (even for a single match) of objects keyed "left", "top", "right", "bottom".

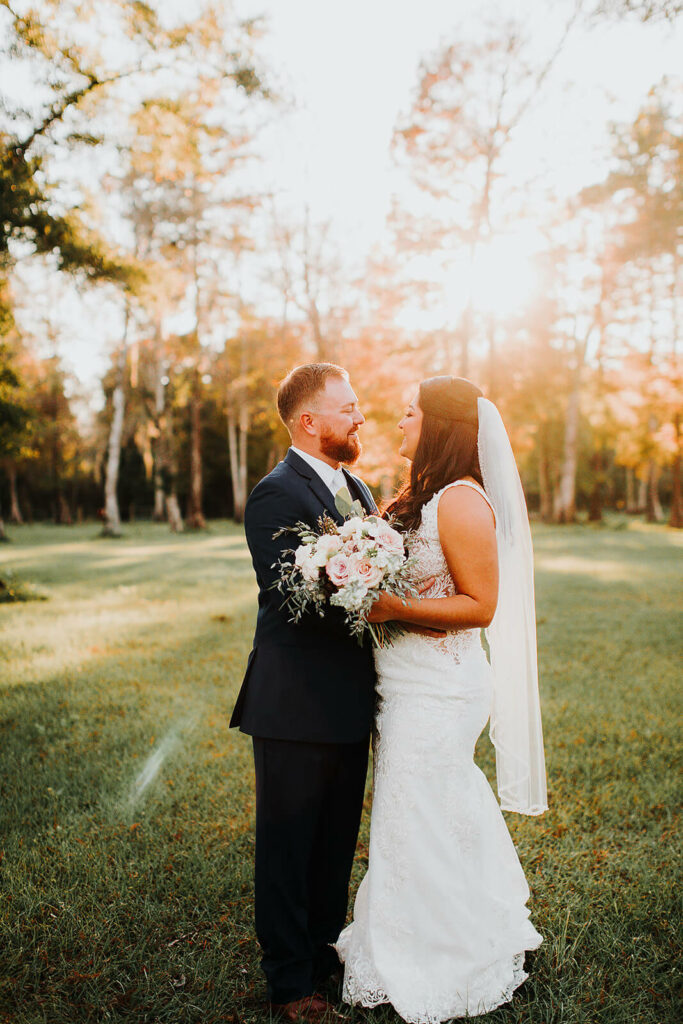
[{"left": 0, "top": 0, "right": 681, "bottom": 538}]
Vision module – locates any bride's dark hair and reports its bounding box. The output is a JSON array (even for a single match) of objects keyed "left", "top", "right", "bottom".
[{"left": 385, "top": 376, "right": 484, "bottom": 532}]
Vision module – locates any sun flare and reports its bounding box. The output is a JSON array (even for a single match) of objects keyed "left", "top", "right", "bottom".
[{"left": 469, "top": 231, "right": 542, "bottom": 318}]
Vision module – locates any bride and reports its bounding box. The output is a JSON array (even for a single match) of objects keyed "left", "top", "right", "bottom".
[{"left": 335, "top": 375, "right": 547, "bottom": 1023}]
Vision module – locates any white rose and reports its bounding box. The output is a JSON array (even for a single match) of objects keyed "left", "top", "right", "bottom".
[
  {"left": 368, "top": 546, "right": 390, "bottom": 569},
  {"left": 361, "top": 516, "right": 382, "bottom": 538},
  {"left": 314, "top": 533, "right": 343, "bottom": 563},
  {"left": 339, "top": 516, "right": 364, "bottom": 539},
  {"left": 294, "top": 545, "right": 320, "bottom": 581},
  {"left": 294, "top": 543, "right": 314, "bottom": 567}
]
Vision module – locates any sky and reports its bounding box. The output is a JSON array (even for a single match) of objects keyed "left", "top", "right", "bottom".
[
  {"left": 232, "top": 0, "right": 682, "bottom": 257},
  {"left": 6, "top": 0, "right": 683, "bottom": 402}
]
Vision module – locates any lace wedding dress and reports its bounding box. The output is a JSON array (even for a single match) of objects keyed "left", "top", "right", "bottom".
[{"left": 336, "top": 481, "right": 543, "bottom": 1023}]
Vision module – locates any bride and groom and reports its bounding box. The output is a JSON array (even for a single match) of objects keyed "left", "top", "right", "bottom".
[{"left": 230, "top": 362, "right": 547, "bottom": 1023}]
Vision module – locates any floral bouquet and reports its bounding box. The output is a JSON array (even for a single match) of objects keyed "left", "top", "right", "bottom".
[{"left": 272, "top": 490, "right": 417, "bottom": 647}]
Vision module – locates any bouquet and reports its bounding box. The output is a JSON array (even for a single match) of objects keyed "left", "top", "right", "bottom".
[{"left": 272, "top": 490, "right": 417, "bottom": 647}]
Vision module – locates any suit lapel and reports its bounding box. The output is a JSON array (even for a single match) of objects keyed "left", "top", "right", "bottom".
[
  {"left": 308, "top": 472, "right": 345, "bottom": 525},
  {"left": 343, "top": 469, "right": 377, "bottom": 514},
  {"left": 284, "top": 448, "right": 345, "bottom": 525}
]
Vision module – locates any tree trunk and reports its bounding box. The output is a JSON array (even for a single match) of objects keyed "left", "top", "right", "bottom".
[
  {"left": 669, "top": 412, "right": 682, "bottom": 528},
  {"left": 227, "top": 342, "right": 249, "bottom": 524},
  {"left": 588, "top": 450, "right": 604, "bottom": 523},
  {"left": 153, "top": 481, "right": 165, "bottom": 521},
  {"left": 166, "top": 492, "right": 183, "bottom": 533},
  {"left": 102, "top": 311, "right": 129, "bottom": 537},
  {"left": 537, "top": 425, "right": 553, "bottom": 522},
  {"left": 227, "top": 408, "right": 249, "bottom": 523},
  {"left": 187, "top": 370, "right": 205, "bottom": 530},
  {"left": 553, "top": 368, "right": 581, "bottom": 523},
  {"left": 625, "top": 466, "right": 637, "bottom": 513},
  {"left": 637, "top": 474, "right": 647, "bottom": 514},
  {"left": 645, "top": 461, "right": 663, "bottom": 523},
  {"left": 162, "top": 385, "right": 183, "bottom": 534},
  {"left": 57, "top": 489, "right": 72, "bottom": 525},
  {"left": 8, "top": 463, "right": 23, "bottom": 524},
  {"left": 152, "top": 331, "right": 167, "bottom": 521}
]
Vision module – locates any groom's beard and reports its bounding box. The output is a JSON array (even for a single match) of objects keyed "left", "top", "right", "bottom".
[{"left": 320, "top": 425, "right": 362, "bottom": 465}]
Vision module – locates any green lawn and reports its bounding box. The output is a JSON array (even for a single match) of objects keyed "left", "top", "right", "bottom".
[{"left": 0, "top": 520, "right": 680, "bottom": 1024}]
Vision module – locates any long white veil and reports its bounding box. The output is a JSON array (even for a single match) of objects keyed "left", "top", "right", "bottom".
[{"left": 478, "top": 398, "right": 548, "bottom": 815}]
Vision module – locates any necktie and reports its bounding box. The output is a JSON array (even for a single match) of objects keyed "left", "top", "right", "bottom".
[{"left": 332, "top": 470, "right": 347, "bottom": 495}]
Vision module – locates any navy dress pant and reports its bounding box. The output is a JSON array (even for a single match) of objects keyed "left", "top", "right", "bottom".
[{"left": 252, "top": 735, "right": 369, "bottom": 1004}]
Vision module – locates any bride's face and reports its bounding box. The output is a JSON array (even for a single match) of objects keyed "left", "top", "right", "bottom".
[{"left": 398, "top": 393, "right": 423, "bottom": 460}]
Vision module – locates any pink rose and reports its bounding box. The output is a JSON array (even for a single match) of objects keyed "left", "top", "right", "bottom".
[
  {"left": 326, "top": 553, "right": 351, "bottom": 587},
  {"left": 376, "top": 522, "right": 405, "bottom": 555},
  {"left": 356, "top": 559, "right": 384, "bottom": 589}
]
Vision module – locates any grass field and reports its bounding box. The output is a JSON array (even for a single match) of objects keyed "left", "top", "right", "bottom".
[{"left": 0, "top": 520, "right": 681, "bottom": 1024}]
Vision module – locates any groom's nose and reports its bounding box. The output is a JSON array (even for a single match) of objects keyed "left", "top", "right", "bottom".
[{"left": 354, "top": 409, "right": 365, "bottom": 426}]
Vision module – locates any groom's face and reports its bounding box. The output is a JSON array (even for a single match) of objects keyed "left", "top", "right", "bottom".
[{"left": 312, "top": 377, "right": 365, "bottom": 465}]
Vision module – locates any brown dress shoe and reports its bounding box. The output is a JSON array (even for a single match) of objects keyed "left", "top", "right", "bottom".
[{"left": 271, "top": 993, "right": 339, "bottom": 1021}]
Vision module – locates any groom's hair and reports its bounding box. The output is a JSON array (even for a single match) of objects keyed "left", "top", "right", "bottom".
[{"left": 277, "top": 363, "right": 349, "bottom": 429}]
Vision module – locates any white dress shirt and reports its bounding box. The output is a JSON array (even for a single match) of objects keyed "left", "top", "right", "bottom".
[{"left": 290, "top": 446, "right": 347, "bottom": 498}]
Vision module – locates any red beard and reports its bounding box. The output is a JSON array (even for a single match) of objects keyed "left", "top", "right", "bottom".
[{"left": 319, "top": 426, "right": 362, "bottom": 465}]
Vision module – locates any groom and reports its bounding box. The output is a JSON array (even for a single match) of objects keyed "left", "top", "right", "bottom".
[{"left": 230, "top": 363, "right": 377, "bottom": 1022}]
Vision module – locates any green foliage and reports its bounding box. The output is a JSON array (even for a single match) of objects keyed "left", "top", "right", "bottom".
[
  {"left": 334, "top": 486, "right": 365, "bottom": 519},
  {"left": 0, "top": 137, "right": 138, "bottom": 287},
  {"left": 0, "top": 521, "right": 679, "bottom": 1022},
  {"left": 0, "top": 341, "right": 30, "bottom": 461}
]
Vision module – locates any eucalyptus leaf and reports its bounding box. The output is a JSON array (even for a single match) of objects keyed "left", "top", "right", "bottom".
[{"left": 334, "top": 486, "right": 354, "bottom": 518}]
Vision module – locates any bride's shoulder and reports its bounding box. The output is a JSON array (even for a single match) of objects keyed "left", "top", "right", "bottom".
[{"left": 437, "top": 479, "right": 495, "bottom": 527}]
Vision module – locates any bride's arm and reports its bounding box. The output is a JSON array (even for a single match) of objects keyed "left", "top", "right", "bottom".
[{"left": 368, "top": 487, "right": 498, "bottom": 630}]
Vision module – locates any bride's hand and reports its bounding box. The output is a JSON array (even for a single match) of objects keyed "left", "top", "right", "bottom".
[
  {"left": 367, "top": 577, "right": 442, "bottom": 631},
  {"left": 366, "top": 590, "right": 401, "bottom": 623}
]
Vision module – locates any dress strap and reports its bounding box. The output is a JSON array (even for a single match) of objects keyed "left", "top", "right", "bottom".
[{"left": 438, "top": 480, "right": 496, "bottom": 523}]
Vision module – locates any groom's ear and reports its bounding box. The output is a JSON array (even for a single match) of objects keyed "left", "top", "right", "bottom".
[{"left": 298, "top": 410, "right": 317, "bottom": 437}]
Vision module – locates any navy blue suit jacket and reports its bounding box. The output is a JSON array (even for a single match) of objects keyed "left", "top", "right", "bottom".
[{"left": 230, "top": 448, "right": 378, "bottom": 743}]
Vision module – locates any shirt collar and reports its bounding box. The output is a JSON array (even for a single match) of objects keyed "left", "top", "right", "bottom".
[{"left": 290, "top": 446, "right": 345, "bottom": 492}]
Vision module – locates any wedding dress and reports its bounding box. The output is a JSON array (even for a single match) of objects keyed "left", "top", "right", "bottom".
[{"left": 336, "top": 480, "right": 543, "bottom": 1023}]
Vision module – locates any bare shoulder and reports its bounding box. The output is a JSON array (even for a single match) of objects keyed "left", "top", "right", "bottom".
[{"left": 437, "top": 483, "right": 495, "bottom": 530}]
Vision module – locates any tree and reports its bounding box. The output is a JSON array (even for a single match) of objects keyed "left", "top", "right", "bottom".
[
  {"left": 590, "top": 0, "right": 682, "bottom": 23},
  {"left": 390, "top": 12, "right": 580, "bottom": 376},
  {"left": 270, "top": 210, "right": 351, "bottom": 362},
  {"left": 0, "top": 0, "right": 146, "bottom": 321},
  {"left": 581, "top": 85, "right": 683, "bottom": 523},
  {"left": 0, "top": 340, "right": 30, "bottom": 539},
  {"left": 101, "top": 308, "right": 130, "bottom": 536}
]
